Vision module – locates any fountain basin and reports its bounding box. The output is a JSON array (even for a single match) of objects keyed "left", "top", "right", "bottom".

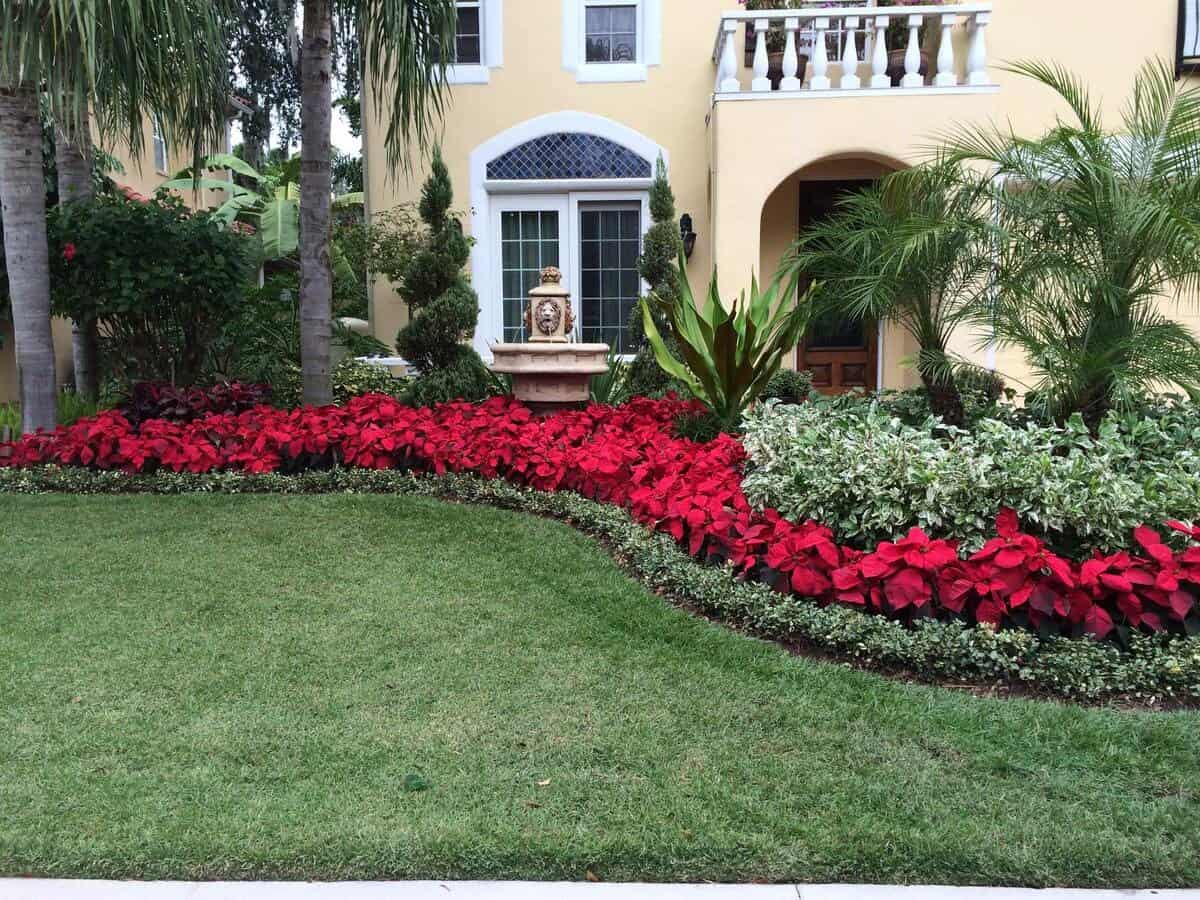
[{"left": 490, "top": 342, "right": 610, "bottom": 415}]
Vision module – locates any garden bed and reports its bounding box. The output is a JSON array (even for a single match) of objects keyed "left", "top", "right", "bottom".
[{"left": 3, "top": 394, "right": 1200, "bottom": 702}]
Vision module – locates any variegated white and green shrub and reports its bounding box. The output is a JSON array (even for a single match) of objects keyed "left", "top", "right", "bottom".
[{"left": 741, "top": 398, "right": 1200, "bottom": 555}]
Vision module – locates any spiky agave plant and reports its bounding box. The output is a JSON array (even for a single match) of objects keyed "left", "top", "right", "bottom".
[{"left": 640, "top": 253, "right": 813, "bottom": 430}]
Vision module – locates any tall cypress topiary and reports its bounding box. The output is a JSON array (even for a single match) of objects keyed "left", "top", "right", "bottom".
[
  {"left": 397, "top": 147, "right": 491, "bottom": 406},
  {"left": 627, "top": 156, "right": 686, "bottom": 399}
]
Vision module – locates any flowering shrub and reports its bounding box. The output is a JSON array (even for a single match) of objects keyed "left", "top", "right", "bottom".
[
  {"left": 741, "top": 399, "right": 1200, "bottom": 556},
  {"left": 3, "top": 394, "right": 1200, "bottom": 644}
]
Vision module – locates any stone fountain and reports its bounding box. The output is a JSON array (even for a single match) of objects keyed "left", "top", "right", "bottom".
[{"left": 489, "top": 267, "right": 610, "bottom": 415}]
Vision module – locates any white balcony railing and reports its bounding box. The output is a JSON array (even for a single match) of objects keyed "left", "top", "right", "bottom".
[{"left": 712, "top": 3, "right": 993, "bottom": 97}]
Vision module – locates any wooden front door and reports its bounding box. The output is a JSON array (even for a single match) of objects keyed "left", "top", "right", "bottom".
[{"left": 795, "top": 179, "right": 879, "bottom": 395}]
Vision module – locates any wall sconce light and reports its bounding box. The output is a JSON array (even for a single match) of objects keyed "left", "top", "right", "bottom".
[{"left": 679, "top": 214, "right": 698, "bottom": 260}]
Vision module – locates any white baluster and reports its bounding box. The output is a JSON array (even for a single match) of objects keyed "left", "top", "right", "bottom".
[
  {"left": 934, "top": 13, "right": 957, "bottom": 87},
  {"left": 752, "top": 18, "right": 771, "bottom": 92},
  {"left": 967, "top": 11, "right": 991, "bottom": 86},
  {"left": 840, "top": 15, "right": 861, "bottom": 89},
  {"left": 870, "top": 15, "right": 890, "bottom": 89},
  {"left": 810, "top": 17, "right": 831, "bottom": 90},
  {"left": 719, "top": 19, "right": 740, "bottom": 93},
  {"left": 781, "top": 16, "right": 802, "bottom": 91},
  {"left": 900, "top": 14, "right": 923, "bottom": 88}
]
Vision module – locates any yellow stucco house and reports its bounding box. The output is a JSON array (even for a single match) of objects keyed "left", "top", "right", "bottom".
[{"left": 365, "top": 0, "right": 1200, "bottom": 394}]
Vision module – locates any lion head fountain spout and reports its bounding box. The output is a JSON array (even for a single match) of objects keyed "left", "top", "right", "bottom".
[
  {"left": 489, "top": 266, "right": 610, "bottom": 415},
  {"left": 524, "top": 266, "right": 574, "bottom": 343}
]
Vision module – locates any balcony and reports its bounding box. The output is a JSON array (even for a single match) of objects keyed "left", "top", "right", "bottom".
[{"left": 711, "top": 3, "right": 996, "bottom": 100}]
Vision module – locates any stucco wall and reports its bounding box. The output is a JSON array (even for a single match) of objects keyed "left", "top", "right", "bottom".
[
  {"left": 364, "top": 0, "right": 732, "bottom": 351},
  {"left": 368, "top": 0, "right": 1189, "bottom": 390}
]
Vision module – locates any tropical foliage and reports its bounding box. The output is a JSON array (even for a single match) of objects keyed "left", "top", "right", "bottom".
[
  {"left": 640, "top": 255, "right": 812, "bottom": 429},
  {"left": 0, "top": 0, "right": 235, "bottom": 432},
  {"left": 784, "top": 162, "right": 993, "bottom": 427},
  {"left": 946, "top": 59, "right": 1200, "bottom": 427},
  {"left": 161, "top": 154, "right": 362, "bottom": 266}
]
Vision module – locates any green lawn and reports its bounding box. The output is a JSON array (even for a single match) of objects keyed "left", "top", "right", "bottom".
[{"left": 1, "top": 494, "right": 1198, "bottom": 887}]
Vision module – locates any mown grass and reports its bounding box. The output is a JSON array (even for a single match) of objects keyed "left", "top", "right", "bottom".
[{"left": 1, "top": 493, "right": 1198, "bottom": 886}]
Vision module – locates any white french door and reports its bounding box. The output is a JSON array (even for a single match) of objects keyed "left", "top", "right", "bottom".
[
  {"left": 486, "top": 191, "right": 648, "bottom": 355},
  {"left": 490, "top": 195, "right": 570, "bottom": 345}
]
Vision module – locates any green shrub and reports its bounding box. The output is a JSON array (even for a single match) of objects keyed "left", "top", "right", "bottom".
[
  {"left": 741, "top": 397, "right": 1200, "bottom": 556},
  {"left": 206, "top": 273, "right": 302, "bottom": 387},
  {"left": 762, "top": 369, "right": 813, "bottom": 406},
  {"left": 402, "top": 348, "right": 493, "bottom": 407},
  {"left": 395, "top": 148, "right": 490, "bottom": 405},
  {"left": 626, "top": 156, "right": 686, "bottom": 396},
  {"left": 0, "top": 391, "right": 101, "bottom": 436},
  {"left": 332, "top": 358, "right": 407, "bottom": 404},
  {"left": 47, "top": 194, "right": 254, "bottom": 386}
]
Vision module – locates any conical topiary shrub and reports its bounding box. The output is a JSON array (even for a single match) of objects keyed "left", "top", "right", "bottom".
[
  {"left": 626, "top": 156, "right": 687, "bottom": 399},
  {"left": 396, "top": 147, "right": 491, "bottom": 406}
]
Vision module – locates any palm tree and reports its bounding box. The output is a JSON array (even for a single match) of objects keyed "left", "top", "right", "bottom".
[
  {"left": 0, "top": 0, "right": 234, "bottom": 433},
  {"left": 55, "top": 111, "right": 100, "bottom": 399},
  {"left": 295, "top": 0, "right": 457, "bottom": 405},
  {"left": 945, "top": 58, "right": 1200, "bottom": 428},
  {"left": 783, "top": 162, "right": 994, "bottom": 427}
]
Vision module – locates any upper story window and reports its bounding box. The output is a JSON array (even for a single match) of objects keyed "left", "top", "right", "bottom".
[
  {"left": 563, "top": 0, "right": 660, "bottom": 84},
  {"left": 447, "top": 0, "right": 503, "bottom": 84},
  {"left": 454, "top": 1, "right": 482, "bottom": 64},
  {"left": 584, "top": 2, "right": 638, "bottom": 64},
  {"left": 152, "top": 117, "right": 168, "bottom": 173}
]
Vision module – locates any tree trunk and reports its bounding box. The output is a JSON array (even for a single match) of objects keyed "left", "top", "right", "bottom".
[
  {"left": 0, "top": 84, "right": 57, "bottom": 434},
  {"left": 55, "top": 110, "right": 100, "bottom": 401},
  {"left": 299, "top": 0, "right": 333, "bottom": 406}
]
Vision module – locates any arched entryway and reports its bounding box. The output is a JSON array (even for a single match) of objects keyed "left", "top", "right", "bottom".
[{"left": 759, "top": 153, "right": 907, "bottom": 394}]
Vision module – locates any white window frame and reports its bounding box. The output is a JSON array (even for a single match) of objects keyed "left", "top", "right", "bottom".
[
  {"left": 469, "top": 112, "right": 666, "bottom": 360},
  {"left": 569, "top": 194, "right": 649, "bottom": 355},
  {"left": 447, "top": 0, "right": 503, "bottom": 85},
  {"left": 490, "top": 195, "right": 571, "bottom": 346},
  {"left": 152, "top": 117, "right": 168, "bottom": 174},
  {"left": 562, "top": 0, "right": 661, "bottom": 84},
  {"left": 482, "top": 191, "right": 649, "bottom": 357}
]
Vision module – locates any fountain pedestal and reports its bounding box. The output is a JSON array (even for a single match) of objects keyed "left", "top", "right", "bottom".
[{"left": 489, "top": 267, "right": 610, "bottom": 415}]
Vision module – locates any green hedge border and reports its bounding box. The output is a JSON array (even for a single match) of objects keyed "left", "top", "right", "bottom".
[{"left": 3, "top": 465, "right": 1199, "bottom": 705}]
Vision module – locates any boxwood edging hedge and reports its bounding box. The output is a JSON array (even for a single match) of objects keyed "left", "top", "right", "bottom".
[{"left": 4, "top": 465, "right": 1198, "bottom": 704}]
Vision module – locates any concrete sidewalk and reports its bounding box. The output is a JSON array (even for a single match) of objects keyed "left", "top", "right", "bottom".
[{"left": 1, "top": 883, "right": 1196, "bottom": 899}]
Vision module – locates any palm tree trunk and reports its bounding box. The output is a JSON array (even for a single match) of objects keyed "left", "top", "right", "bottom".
[
  {"left": 55, "top": 110, "right": 99, "bottom": 401},
  {"left": 298, "top": 0, "right": 334, "bottom": 406},
  {"left": 0, "top": 84, "right": 57, "bottom": 433}
]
